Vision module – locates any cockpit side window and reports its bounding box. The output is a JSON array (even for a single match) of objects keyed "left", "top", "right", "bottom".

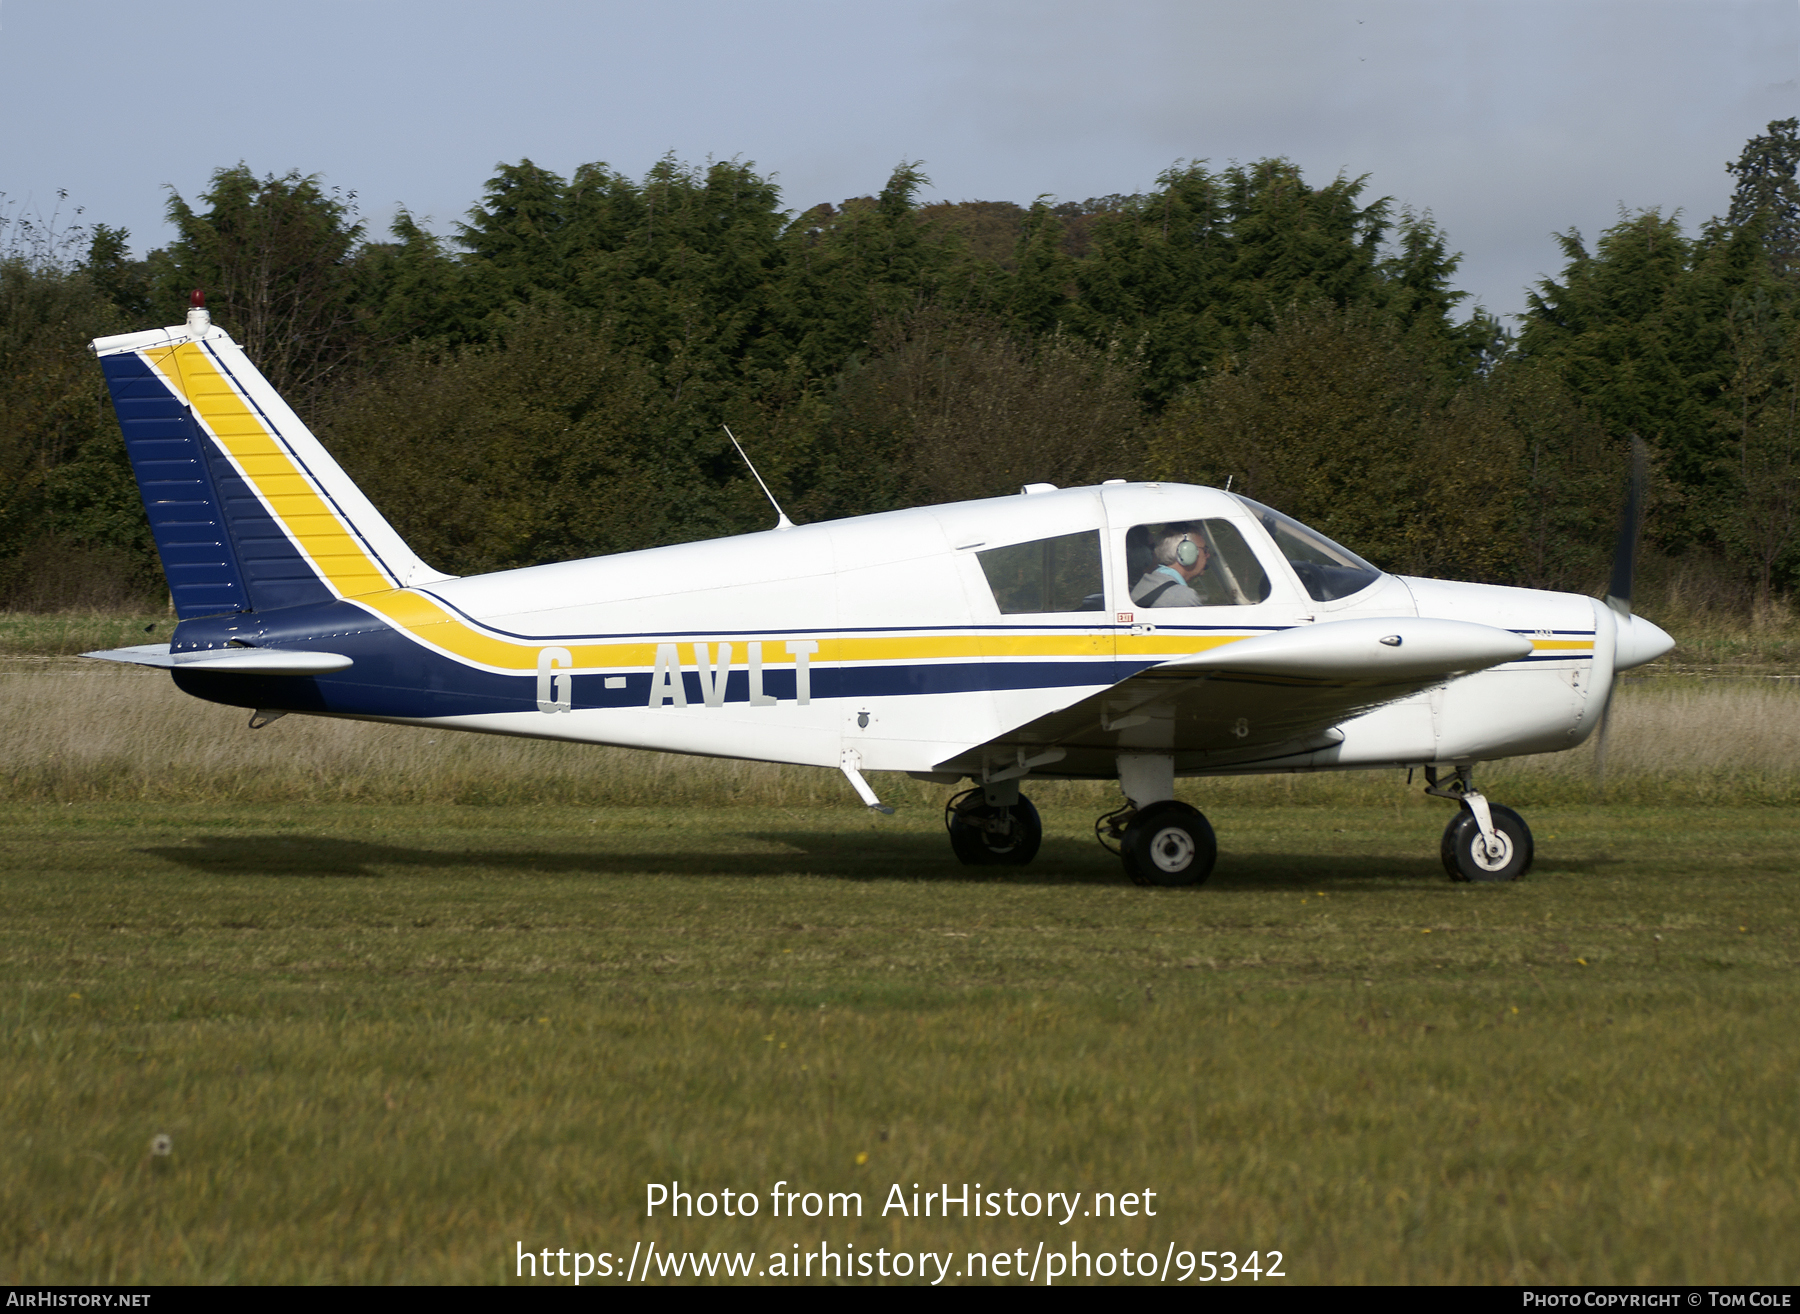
[
  {"left": 977, "top": 530, "right": 1105, "bottom": 614},
  {"left": 1233, "top": 496, "right": 1382, "bottom": 602},
  {"left": 1126, "top": 520, "right": 1271, "bottom": 608}
]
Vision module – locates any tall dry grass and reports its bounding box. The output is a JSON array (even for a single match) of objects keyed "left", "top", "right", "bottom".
[
  {"left": 1489, "top": 675, "right": 1800, "bottom": 805},
  {"left": 0, "top": 662, "right": 864, "bottom": 808},
  {"left": 5, "top": 661, "right": 1797, "bottom": 809}
]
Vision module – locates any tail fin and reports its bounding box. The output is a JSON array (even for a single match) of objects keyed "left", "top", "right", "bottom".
[{"left": 91, "top": 300, "right": 450, "bottom": 620}]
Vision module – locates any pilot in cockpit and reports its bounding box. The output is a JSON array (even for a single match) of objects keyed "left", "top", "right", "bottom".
[{"left": 1131, "top": 523, "right": 1210, "bottom": 607}]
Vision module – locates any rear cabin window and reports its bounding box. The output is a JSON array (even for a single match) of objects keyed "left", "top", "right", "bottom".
[
  {"left": 977, "top": 530, "right": 1105, "bottom": 614},
  {"left": 1125, "top": 520, "right": 1271, "bottom": 608}
]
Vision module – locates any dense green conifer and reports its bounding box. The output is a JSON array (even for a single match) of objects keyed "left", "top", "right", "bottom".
[{"left": 1725, "top": 118, "right": 1800, "bottom": 284}]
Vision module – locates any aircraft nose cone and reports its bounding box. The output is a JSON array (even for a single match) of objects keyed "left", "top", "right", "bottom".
[{"left": 1614, "top": 613, "right": 1675, "bottom": 671}]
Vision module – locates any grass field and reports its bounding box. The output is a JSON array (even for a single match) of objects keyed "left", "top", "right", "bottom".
[{"left": 2, "top": 643, "right": 1798, "bottom": 1285}]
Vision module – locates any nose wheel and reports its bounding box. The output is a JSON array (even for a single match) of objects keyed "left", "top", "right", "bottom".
[
  {"left": 1440, "top": 804, "right": 1533, "bottom": 882},
  {"left": 1425, "top": 766, "right": 1533, "bottom": 882}
]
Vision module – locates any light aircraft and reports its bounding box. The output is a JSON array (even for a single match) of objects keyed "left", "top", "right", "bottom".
[{"left": 84, "top": 296, "right": 1674, "bottom": 887}]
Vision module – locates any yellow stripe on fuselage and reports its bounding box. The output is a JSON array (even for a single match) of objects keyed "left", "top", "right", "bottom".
[
  {"left": 1119, "top": 633, "right": 1253, "bottom": 659},
  {"left": 359, "top": 622, "right": 1584, "bottom": 676},
  {"left": 146, "top": 342, "right": 393, "bottom": 598},
  {"left": 329, "top": 598, "right": 1203, "bottom": 674}
]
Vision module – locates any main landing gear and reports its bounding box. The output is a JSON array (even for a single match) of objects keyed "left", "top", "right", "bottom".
[
  {"left": 945, "top": 784, "right": 1043, "bottom": 866},
  {"left": 1092, "top": 754, "right": 1218, "bottom": 887},
  {"left": 1096, "top": 800, "right": 1217, "bottom": 886},
  {"left": 944, "top": 777, "right": 1220, "bottom": 884},
  {"left": 1425, "top": 765, "right": 1534, "bottom": 882}
]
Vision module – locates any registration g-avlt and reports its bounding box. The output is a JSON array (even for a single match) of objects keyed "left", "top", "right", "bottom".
[{"left": 84, "top": 295, "right": 1672, "bottom": 885}]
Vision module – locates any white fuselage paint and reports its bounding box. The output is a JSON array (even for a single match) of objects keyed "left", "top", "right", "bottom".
[{"left": 348, "top": 484, "right": 1619, "bottom": 778}]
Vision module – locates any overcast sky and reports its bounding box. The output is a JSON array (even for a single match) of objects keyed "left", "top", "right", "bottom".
[{"left": 1, "top": 0, "right": 1793, "bottom": 322}]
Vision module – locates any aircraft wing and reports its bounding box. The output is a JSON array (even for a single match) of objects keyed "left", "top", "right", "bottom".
[{"left": 934, "top": 617, "right": 1532, "bottom": 778}]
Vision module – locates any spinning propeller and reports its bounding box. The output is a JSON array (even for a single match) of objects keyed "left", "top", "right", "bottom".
[{"left": 1593, "top": 435, "right": 1649, "bottom": 796}]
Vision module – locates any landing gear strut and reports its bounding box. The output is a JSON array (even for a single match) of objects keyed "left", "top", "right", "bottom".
[
  {"left": 945, "top": 787, "right": 1043, "bottom": 866},
  {"left": 1425, "top": 765, "right": 1533, "bottom": 882}
]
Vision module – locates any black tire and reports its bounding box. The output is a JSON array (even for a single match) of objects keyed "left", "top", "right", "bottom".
[
  {"left": 1120, "top": 801, "right": 1217, "bottom": 887},
  {"left": 1440, "top": 804, "right": 1534, "bottom": 882},
  {"left": 948, "top": 793, "right": 1043, "bottom": 866}
]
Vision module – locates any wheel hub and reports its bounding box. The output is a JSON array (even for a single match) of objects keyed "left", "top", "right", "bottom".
[
  {"left": 1149, "top": 824, "right": 1196, "bottom": 873},
  {"left": 1472, "top": 830, "right": 1513, "bottom": 871}
]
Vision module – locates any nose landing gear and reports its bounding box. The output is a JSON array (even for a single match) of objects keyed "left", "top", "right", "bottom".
[{"left": 1425, "top": 765, "right": 1534, "bottom": 882}]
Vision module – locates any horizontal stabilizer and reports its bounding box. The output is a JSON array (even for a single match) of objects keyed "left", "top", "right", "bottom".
[
  {"left": 83, "top": 644, "right": 352, "bottom": 675},
  {"left": 82, "top": 643, "right": 180, "bottom": 668},
  {"left": 1155, "top": 617, "right": 1531, "bottom": 683}
]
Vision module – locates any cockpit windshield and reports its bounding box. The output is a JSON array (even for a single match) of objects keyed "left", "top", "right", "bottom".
[{"left": 1233, "top": 497, "right": 1382, "bottom": 602}]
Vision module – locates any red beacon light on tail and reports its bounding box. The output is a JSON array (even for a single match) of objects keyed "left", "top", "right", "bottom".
[{"left": 186, "top": 288, "right": 210, "bottom": 335}]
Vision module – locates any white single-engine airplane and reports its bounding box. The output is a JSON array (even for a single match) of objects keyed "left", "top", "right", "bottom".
[{"left": 84, "top": 298, "right": 1674, "bottom": 886}]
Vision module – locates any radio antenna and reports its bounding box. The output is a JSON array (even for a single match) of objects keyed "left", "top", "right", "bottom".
[{"left": 723, "top": 425, "right": 795, "bottom": 530}]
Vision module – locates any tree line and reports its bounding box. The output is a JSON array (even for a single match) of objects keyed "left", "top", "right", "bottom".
[{"left": 2, "top": 121, "right": 1796, "bottom": 616}]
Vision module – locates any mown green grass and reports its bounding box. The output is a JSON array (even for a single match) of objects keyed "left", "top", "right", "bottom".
[{"left": 3, "top": 797, "right": 1796, "bottom": 1285}]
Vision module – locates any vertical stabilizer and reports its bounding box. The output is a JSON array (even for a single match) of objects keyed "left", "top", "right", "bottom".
[{"left": 91, "top": 304, "right": 451, "bottom": 620}]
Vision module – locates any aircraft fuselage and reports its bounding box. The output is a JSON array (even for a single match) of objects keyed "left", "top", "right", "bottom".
[{"left": 164, "top": 482, "right": 1625, "bottom": 780}]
